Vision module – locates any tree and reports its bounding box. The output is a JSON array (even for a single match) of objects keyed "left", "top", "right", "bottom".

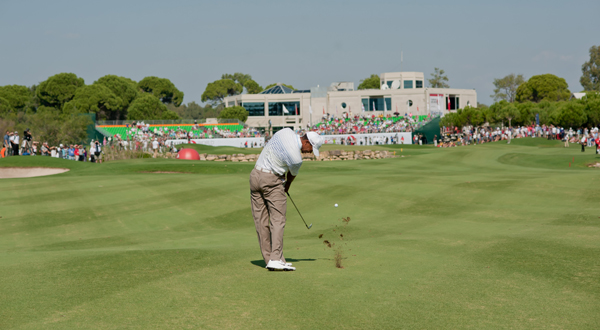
[
  {"left": 515, "top": 74, "right": 570, "bottom": 103},
  {"left": 580, "top": 93, "right": 600, "bottom": 127},
  {"left": 127, "top": 94, "right": 180, "bottom": 120},
  {"left": 24, "top": 107, "right": 91, "bottom": 146},
  {"left": 581, "top": 45, "right": 600, "bottom": 92},
  {"left": 244, "top": 80, "right": 263, "bottom": 94},
  {"left": 0, "top": 97, "right": 11, "bottom": 115},
  {"left": 221, "top": 73, "right": 263, "bottom": 94},
  {"left": 498, "top": 103, "right": 520, "bottom": 127},
  {"left": 491, "top": 74, "right": 525, "bottom": 102},
  {"left": 489, "top": 100, "right": 520, "bottom": 126},
  {"left": 0, "top": 85, "right": 32, "bottom": 112},
  {"left": 461, "top": 106, "right": 485, "bottom": 126},
  {"left": 138, "top": 76, "right": 184, "bottom": 106},
  {"left": 534, "top": 100, "right": 561, "bottom": 126},
  {"left": 166, "top": 101, "right": 221, "bottom": 120},
  {"left": 62, "top": 84, "right": 122, "bottom": 119},
  {"left": 95, "top": 75, "right": 139, "bottom": 118},
  {"left": 515, "top": 102, "right": 536, "bottom": 125},
  {"left": 222, "top": 73, "right": 251, "bottom": 86},
  {"left": 556, "top": 101, "right": 587, "bottom": 128},
  {"left": 218, "top": 105, "right": 248, "bottom": 122},
  {"left": 428, "top": 68, "right": 449, "bottom": 88},
  {"left": 36, "top": 73, "right": 85, "bottom": 109},
  {"left": 264, "top": 83, "right": 296, "bottom": 90},
  {"left": 357, "top": 74, "right": 380, "bottom": 90},
  {"left": 201, "top": 79, "right": 242, "bottom": 104}
]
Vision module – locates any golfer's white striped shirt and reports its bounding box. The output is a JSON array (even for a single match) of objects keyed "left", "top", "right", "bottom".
[{"left": 255, "top": 128, "right": 302, "bottom": 176}]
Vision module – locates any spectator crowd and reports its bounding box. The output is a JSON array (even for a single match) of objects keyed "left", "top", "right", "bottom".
[
  {"left": 308, "top": 113, "right": 432, "bottom": 136},
  {"left": 123, "top": 121, "right": 262, "bottom": 141},
  {"left": 3, "top": 129, "right": 105, "bottom": 162},
  {"left": 436, "top": 124, "right": 600, "bottom": 153}
]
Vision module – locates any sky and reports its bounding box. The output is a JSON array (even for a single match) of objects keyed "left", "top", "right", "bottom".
[{"left": 0, "top": 0, "right": 598, "bottom": 106}]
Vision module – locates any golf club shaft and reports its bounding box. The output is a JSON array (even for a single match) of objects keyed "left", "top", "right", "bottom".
[{"left": 286, "top": 191, "right": 311, "bottom": 229}]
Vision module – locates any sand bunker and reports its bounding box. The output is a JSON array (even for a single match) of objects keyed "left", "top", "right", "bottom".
[{"left": 0, "top": 167, "right": 70, "bottom": 179}]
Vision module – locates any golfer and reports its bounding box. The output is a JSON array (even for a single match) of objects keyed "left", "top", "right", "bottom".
[{"left": 250, "top": 129, "right": 323, "bottom": 271}]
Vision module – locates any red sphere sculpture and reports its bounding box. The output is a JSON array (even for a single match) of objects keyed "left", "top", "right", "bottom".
[{"left": 177, "top": 148, "right": 200, "bottom": 160}]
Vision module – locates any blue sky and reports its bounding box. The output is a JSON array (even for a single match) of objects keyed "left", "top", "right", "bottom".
[{"left": 0, "top": 0, "right": 598, "bottom": 105}]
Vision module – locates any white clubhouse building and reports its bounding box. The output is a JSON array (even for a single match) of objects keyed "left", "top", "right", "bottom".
[{"left": 223, "top": 72, "right": 477, "bottom": 131}]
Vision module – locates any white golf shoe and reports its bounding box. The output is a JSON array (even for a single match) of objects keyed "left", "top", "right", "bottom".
[{"left": 266, "top": 260, "right": 295, "bottom": 271}]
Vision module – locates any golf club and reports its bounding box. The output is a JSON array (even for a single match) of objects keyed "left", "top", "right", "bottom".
[{"left": 286, "top": 191, "right": 312, "bottom": 229}]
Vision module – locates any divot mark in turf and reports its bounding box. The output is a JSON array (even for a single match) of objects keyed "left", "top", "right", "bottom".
[{"left": 320, "top": 217, "right": 352, "bottom": 268}]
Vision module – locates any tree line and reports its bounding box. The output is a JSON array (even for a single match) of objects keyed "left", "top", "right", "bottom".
[
  {"left": 441, "top": 45, "right": 600, "bottom": 129},
  {"left": 0, "top": 73, "right": 190, "bottom": 145}
]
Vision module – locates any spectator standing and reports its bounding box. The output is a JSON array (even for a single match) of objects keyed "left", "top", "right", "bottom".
[
  {"left": 91, "top": 141, "right": 102, "bottom": 163},
  {"left": 23, "top": 129, "right": 33, "bottom": 154},
  {"left": 152, "top": 138, "right": 159, "bottom": 158},
  {"left": 41, "top": 142, "right": 50, "bottom": 156},
  {"left": 79, "top": 145, "right": 85, "bottom": 161},
  {"left": 581, "top": 135, "right": 587, "bottom": 152},
  {"left": 3, "top": 131, "right": 11, "bottom": 157},
  {"left": 10, "top": 131, "right": 19, "bottom": 156},
  {"left": 74, "top": 145, "right": 80, "bottom": 160},
  {"left": 68, "top": 145, "right": 75, "bottom": 160}
]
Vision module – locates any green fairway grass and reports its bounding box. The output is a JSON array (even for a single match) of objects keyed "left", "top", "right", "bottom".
[{"left": 1, "top": 140, "right": 599, "bottom": 329}]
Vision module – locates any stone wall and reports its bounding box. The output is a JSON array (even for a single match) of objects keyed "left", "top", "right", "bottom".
[{"left": 193, "top": 150, "right": 397, "bottom": 162}]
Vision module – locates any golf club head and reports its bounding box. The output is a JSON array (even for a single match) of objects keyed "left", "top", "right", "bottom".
[{"left": 308, "top": 224, "right": 312, "bottom": 229}]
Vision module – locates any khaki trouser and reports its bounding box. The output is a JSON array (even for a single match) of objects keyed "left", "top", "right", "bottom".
[
  {"left": 250, "top": 168, "right": 287, "bottom": 264},
  {"left": 3, "top": 142, "right": 11, "bottom": 157}
]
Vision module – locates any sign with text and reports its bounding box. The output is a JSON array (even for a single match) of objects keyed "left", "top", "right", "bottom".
[{"left": 430, "top": 94, "right": 443, "bottom": 111}]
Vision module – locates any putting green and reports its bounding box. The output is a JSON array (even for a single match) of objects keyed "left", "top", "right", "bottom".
[{"left": 1, "top": 140, "right": 599, "bottom": 329}]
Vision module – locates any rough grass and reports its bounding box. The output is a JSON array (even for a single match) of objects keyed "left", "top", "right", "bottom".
[{"left": 1, "top": 139, "right": 600, "bottom": 329}]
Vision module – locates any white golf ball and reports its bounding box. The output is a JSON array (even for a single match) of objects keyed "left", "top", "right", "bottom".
[{"left": 335, "top": 204, "right": 338, "bottom": 207}]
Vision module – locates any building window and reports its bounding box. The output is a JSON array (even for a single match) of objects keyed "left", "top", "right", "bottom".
[
  {"left": 341, "top": 102, "right": 347, "bottom": 109},
  {"left": 445, "top": 96, "right": 459, "bottom": 110},
  {"left": 407, "top": 100, "right": 413, "bottom": 107},
  {"left": 242, "top": 102, "right": 265, "bottom": 116},
  {"left": 361, "top": 97, "right": 391, "bottom": 111},
  {"left": 386, "top": 81, "right": 393, "bottom": 89},
  {"left": 404, "top": 80, "right": 413, "bottom": 89},
  {"left": 268, "top": 101, "right": 300, "bottom": 116},
  {"left": 416, "top": 80, "right": 423, "bottom": 88},
  {"left": 227, "top": 101, "right": 236, "bottom": 107}
]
